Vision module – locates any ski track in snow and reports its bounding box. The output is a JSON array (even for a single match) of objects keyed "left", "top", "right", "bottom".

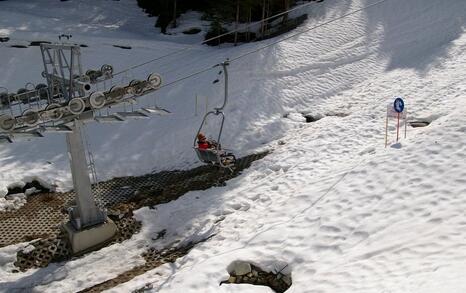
[{"left": 1, "top": 0, "right": 466, "bottom": 292}]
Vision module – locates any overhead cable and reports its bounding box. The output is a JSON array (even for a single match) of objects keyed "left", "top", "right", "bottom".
[{"left": 156, "top": 0, "right": 391, "bottom": 91}]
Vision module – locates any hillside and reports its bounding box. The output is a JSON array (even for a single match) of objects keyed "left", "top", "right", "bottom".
[{"left": 0, "top": 0, "right": 466, "bottom": 292}]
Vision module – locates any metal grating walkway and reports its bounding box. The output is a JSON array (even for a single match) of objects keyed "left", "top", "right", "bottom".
[{"left": 0, "top": 152, "right": 267, "bottom": 248}]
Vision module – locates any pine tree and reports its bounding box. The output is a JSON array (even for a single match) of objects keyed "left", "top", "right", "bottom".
[{"left": 136, "top": 0, "right": 298, "bottom": 39}]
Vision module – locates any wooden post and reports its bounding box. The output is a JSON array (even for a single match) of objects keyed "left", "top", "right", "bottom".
[
  {"left": 385, "top": 108, "right": 389, "bottom": 147},
  {"left": 404, "top": 109, "right": 407, "bottom": 139}
]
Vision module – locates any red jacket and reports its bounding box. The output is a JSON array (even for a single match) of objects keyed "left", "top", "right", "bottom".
[{"left": 198, "top": 141, "right": 211, "bottom": 150}]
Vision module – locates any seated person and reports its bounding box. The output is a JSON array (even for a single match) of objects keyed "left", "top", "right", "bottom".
[
  {"left": 197, "top": 133, "right": 218, "bottom": 150},
  {"left": 197, "top": 133, "right": 210, "bottom": 150},
  {"left": 197, "top": 133, "right": 235, "bottom": 166}
]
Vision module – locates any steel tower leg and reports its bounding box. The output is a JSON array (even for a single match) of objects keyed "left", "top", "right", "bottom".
[
  {"left": 63, "top": 119, "right": 116, "bottom": 254},
  {"left": 66, "top": 119, "right": 104, "bottom": 227}
]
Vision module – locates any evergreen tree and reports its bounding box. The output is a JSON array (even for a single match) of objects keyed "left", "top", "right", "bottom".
[{"left": 136, "top": 0, "right": 298, "bottom": 38}]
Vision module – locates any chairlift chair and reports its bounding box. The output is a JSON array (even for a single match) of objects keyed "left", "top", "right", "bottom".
[
  {"left": 193, "top": 60, "right": 235, "bottom": 169},
  {"left": 193, "top": 110, "right": 236, "bottom": 169}
]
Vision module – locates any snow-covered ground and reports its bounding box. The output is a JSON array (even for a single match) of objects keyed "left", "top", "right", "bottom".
[{"left": 1, "top": 0, "right": 466, "bottom": 292}]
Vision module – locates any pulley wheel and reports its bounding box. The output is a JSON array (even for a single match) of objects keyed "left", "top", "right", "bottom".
[
  {"left": 128, "top": 79, "right": 143, "bottom": 95},
  {"left": 0, "top": 92, "right": 9, "bottom": 106},
  {"left": 87, "top": 70, "right": 103, "bottom": 83},
  {"left": 101, "top": 64, "right": 113, "bottom": 76},
  {"left": 35, "top": 83, "right": 47, "bottom": 90},
  {"left": 44, "top": 103, "right": 63, "bottom": 121},
  {"left": 108, "top": 86, "right": 125, "bottom": 101},
  {"left": 25, "top": 82, "right": 35, "bottom": 91},
  {"left": 17, "top": 88, "right": 28, "bottom": 95},
  {"left": 22, "top": 109, "right": 40, "bottom": 126},
  {"left": 68, "top": 97, "right": 86, "bottom": 115},
  {"left": 0, "top": 115, "right": 15, "bottom": 131},
  {"left": 86, "top": 69, "right": 97, "bottom": 77},
  {"left": 89, "top": 91, "right": 106, "bottom": 109},
  {"left": 147, "top": 73, "right": 162, "bottom": 90}
]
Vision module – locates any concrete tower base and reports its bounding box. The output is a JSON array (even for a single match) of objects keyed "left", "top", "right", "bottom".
[{"left": 63, "top": 218, "right": 117, "bottom": 254}]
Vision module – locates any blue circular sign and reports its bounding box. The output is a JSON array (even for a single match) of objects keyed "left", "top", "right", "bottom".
[{"left": 394, "top": 97, "right": 404, "bottom": 113}]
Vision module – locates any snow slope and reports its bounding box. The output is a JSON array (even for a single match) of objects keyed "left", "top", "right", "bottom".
[{"left": 1, "top": 0, "right": 466, "bottom": 292}]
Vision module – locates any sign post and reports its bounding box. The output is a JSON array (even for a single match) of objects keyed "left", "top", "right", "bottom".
[
  {"left": 394, "top": 97, "right": 404, "bottom": 142},
  {"left": 385, "top": 97, "right": 407, "bottom": 147}
]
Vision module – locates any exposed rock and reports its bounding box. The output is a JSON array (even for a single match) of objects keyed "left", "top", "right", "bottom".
[
  {"left": 7, "top": 181, "right": 25, "bottom": 194},
  {"left": 410, "top": 121, "right": 430, "bottom": 128},
  {"left": 5, "top": 193, "right": 26, "bottom": 201},
  {"left": 113, "top": 44, "right": 132, "bottom": 50},
  {"left": 0, "top": 188, "right": 8, "bottom": 198},
  {"left": 232, "top": 261, "right": 251, "bottom": 276},
  {"left": 303, "top": 114, "right": 321, "bottom": 123},
  {"left": 132, "top": 282, "right": 153, "bottom": 292},
  {"left": 282, "top": 275, "right": 292, "bottom": 286},
  {"left": 182, "top": 27, "right": 201, "bottom": 35},
  {"left": 24, "top": 178, "right": 54, "bottom": 192},
  {"left": 223, "top": 262, "right": 292, "bottom": 293},
  {"left": 24, "top": 187, "right": 39, "bottom": 196},
  {"left": 7, "top": 179, "right": 52, "bottom": 197}
]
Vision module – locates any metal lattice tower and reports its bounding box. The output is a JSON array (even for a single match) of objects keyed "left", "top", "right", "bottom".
[
  {"left": 0, "top": 41, "right": 166, "bottom": 253},
  {"left": 40, "top": 44, "right": 89, "bottom": 101}
]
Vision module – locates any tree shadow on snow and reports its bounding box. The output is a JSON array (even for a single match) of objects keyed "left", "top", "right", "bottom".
[{"left": 363, "top": 0, "right": 466, "bottom": 74}]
